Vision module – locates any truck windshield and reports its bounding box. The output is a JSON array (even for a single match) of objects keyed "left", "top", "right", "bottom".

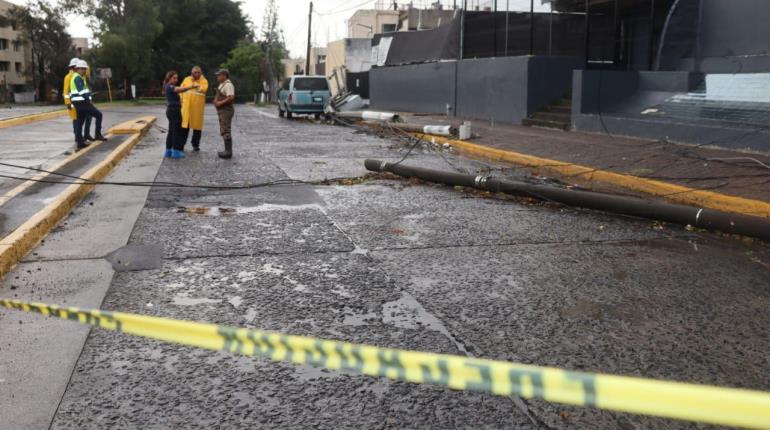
[{"left": 294, "top": 78, "right": 329, "bottom": 91}]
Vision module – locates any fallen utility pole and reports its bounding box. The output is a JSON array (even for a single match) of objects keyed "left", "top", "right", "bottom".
[
  {"left": 334, "top": 111, "right": 400, "bottom": 122},
  {"left": 391, "top": 123, "right": 458, "bottom": 137},
  {"left": 365, "top": 160, "right": 770, "bottom": 242}
]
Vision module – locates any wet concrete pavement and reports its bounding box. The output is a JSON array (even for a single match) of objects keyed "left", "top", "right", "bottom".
[
  {"left": 0, "top": 106, "right": 159, "bottom": 196},
  {"left": 1, "top": 105, "right": 768, "bottom": 429}
]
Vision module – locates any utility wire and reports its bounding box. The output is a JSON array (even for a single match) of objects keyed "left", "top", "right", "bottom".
[{"left": 0, "top": 160, "right": 369, "bottom": 190}]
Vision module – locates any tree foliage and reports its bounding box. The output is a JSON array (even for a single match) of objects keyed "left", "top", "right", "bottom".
[
  {"left": 219, "top": 40, "right": 284, "bottom": 100},
  {"left": 7, "top": 0, "right": 74, "bottom": 100},
  {"left": 64, "top": 0, "right": 250, "bottom": 96},
  {"left": 152, "top": 0, "right": 251, "bottom": 81}
]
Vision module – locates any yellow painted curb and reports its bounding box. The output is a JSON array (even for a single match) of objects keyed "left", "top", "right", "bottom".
[
  {"left": 0, "top": 117, "right": 156, "bottom": 278},
  {"left": 0, "top": 137, "right": 109, "bottom": 207},
  {"left": 0, "top": 109, "right": 68, "bottom": 129},
  {"left": 416, "top": 133, "right": 770, "bottom": 218},
  {"left": 109, "top": 116, "right": 157, "bottom": 135}
]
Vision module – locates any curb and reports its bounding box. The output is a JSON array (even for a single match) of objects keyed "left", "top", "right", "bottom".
[
  {"left": 418, "top": 133, "right": 770, "bottom": 218},
  {"left": 0, "top": 109, "right": 68, "bottom": 129},
  {"left": 0, "top": 116, "right": 156, "bottom": 278},
  {"left": 0, "top": 116, "right": 157, "bottom": 207}
]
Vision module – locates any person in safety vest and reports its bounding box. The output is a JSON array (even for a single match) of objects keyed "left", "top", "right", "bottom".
[
  {"left": 70, "top": 60, "right": 107, "bottom": 150},
  {"left": 63, "top": 57, "right": 80, "bottom": 143},
  {"left": 180, "top": 66, "right": 208, "bottom": 151}
]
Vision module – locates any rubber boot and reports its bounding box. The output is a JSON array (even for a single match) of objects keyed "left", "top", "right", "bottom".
[{"left": 218, "top": 138, "right": 232, "bottom": 159}]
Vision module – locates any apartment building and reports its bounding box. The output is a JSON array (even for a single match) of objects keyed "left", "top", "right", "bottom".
[{"left": 0, "top": 0, "right": 31, "bottom": 93}]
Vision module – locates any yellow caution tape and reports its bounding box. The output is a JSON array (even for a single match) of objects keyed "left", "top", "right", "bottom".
[{"left": 2, "top": 298, "right": 769, "bottom": 429}]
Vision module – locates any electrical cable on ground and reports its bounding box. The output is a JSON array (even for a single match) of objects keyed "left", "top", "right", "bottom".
[{"left": 0, "top": 160, "right": 371, "bottom": 190}]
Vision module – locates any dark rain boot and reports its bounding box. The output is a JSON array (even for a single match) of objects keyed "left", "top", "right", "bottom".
[{"left": 218, "top": 138, "right": 232, "bottom": 159}]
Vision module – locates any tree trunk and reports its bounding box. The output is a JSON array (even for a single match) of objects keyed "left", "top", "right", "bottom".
[{"left": 125, "top": 78, "right": 132, "bottom": 100}]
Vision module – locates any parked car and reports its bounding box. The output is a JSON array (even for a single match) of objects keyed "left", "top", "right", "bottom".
[{"left": 278, "top": 76, "right": 331, "bottom": 119}]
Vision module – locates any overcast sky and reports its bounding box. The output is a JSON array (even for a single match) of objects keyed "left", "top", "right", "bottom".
[{"left": 13, "top": 0, "right": 548, "bottom": 58}]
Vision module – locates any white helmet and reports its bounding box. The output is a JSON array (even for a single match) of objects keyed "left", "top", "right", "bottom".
[
  {"left": 76, "top": 60, "right": 88, "bottom": 69},
  {"left": 69, "top": 57, "right": 80, "bottom": 68}
]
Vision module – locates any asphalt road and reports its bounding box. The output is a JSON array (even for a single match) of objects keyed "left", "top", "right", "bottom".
[{"left": 1, "top": 105, "right": 768, "bottom": 429}]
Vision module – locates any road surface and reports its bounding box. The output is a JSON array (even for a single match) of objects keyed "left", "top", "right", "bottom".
[{"left": 1, "top": 105, "right": 768, "bottom": 429}]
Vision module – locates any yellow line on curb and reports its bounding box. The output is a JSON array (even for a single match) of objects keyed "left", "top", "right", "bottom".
[
  {"left": 0, "top": 138, "right": 110, "bottom": 208},
  {"left": 0, "top": 116, "right": 156, "bottom": 207},
  {"left": 416, "top": 133, "right": 770, "bottom": 218},
  {"left": 0, "top": 117, "right": 156, "bottom": 278},
  {"left": 109, "top": 116, "right": 157, "bottom": 135},
  {"left": 0, "top": 109, "right": 68, "bottom": 129}
]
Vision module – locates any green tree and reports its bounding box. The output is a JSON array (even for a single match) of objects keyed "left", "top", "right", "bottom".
[
  {"left": 7, "top": 0, "right": 74, "bottom": 102},
  {"left": 219, "top": 42, "right": 265, "bottom": 100},
  {"left": 63, "top": 0, "right": 163, "bottom": 98},
  {"left": 65, "top": 0, "right": 250, "bottom": 96},
  {"left": 151, "top": 0, "right": 251, "bottom": 81}
]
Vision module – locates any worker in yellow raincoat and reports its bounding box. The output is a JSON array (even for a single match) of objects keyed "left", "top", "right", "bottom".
[{"left": 180, "top": 66, "right": 209, "bottom": 151}]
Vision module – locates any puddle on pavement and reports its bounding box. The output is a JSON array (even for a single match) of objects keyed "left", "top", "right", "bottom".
[
  {"left": 105, "top": 244, "right": 163, "bottom": 272},
  {"left": 381, "top": 291, "right": 471, "bottom": 355},
  {"left": 177, "top": 204, "right": 324, "bottom": 216}
]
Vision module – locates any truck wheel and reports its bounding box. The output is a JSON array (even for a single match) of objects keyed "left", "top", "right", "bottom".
[
  {"left": 314, "top": 113, "right": 321, "bottom": 120},
  {"left": 278, "top": 108, "right": 285, "bottom": 117},
  {"left": 286, "top": 111, "right": 293, "bottom": 119}
]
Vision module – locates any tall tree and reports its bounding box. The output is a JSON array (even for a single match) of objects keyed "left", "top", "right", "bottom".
[
  {"left": 65, "top": 0, "right": 250, "bottom": 95},
  {"left": 8, "top": 0, "right": 74, "bottom": 101},
  {"left": 151, "top": 0, "right": 251, "bottom": 80},
  {"left": 220, "top": 42, "right": 266, "bottom": 100},
  {"left": 63, "top": 0, "right": 163, "bottom": 98}
]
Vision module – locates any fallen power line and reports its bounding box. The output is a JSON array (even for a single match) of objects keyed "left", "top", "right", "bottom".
[{"left": 365, "top": 159, "right": 770, "bottom": 242}]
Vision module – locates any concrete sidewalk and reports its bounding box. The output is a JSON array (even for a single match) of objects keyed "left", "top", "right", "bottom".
[{"left": 402, "top": 114, "right": 770, "bottom": 205}]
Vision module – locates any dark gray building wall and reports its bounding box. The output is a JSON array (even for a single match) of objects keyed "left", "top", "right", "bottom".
[
  {"left": 369, "top": 62, "right": 456, "bottom": 114},
  {"left": 665, "top": 0, "right": 770, "bottom": 73},
  {"left": 455, "top": 57, "right": 529, "bottom": 123},
  {"left": 572, "top": 70, "right": 770, "bottom": 153},
  {"left": 698, "top": 0, "right": 770, "bottom": 72},
  {"left": 371, "top": 56, "right": 580, "bottom": 123},
  {"left": 573, "top": 70, "right": 695, "bottom": 115},
  {"left": 526, "top": 56, "right": 583, "bottom": 116}
]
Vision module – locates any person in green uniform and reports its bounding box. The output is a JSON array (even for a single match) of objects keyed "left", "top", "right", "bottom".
[{"left": 214, "top": 69, "right": 235, "bottom": 159}]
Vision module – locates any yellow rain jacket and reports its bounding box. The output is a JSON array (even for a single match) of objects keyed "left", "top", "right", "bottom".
[
  {"left": 63, "top": 70, "right": 77, "bottom": 120},
  {"left": 181, "top": 75, "right": 209, "bottom": 130}
]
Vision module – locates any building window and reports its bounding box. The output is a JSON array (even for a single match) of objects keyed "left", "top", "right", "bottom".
[
  {"left": 0, "top": 62, "right": 9, "bottom": 72},
  {"left": 382, "top": 24, "right": 397, "bottom": 33},
  {"left": 12, "top": 40, "right": 20, "bottom": 51},
  {"left": 15, "top": 62, "right": 21, "bottom": 74},
  {"left": 0, "top": 39, "right": 8, "bottom": 50}
]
